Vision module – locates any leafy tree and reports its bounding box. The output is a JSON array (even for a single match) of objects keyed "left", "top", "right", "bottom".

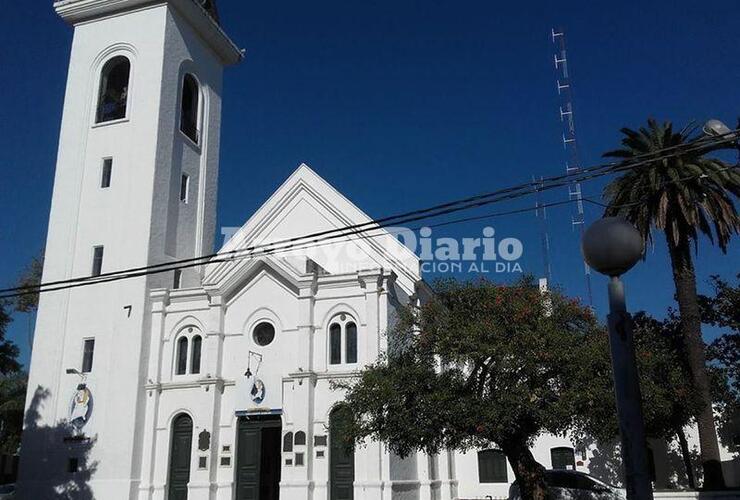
[
  {"left": 0, "top": 300, "right": 23, "bottom": 455},
  {"left": 0, "top": 372, "right": 27, "bottom": 454},
  {"left": 12, "top": 251, "right": 43, "bottom": 351},
  {"left": 0, "top": 302, "right": 19, "bottom": 376},
  {"left": 602, "top": 119, "right": 740, "bottom": 488},
  {"left": 334, "top": 277, "right": 608, "bottom": 500},
  {"left": 700, "top": 275, "right": 740, "bottom": 457},
  {"left": 0, "top": 252, "right": 43, "bottom": 455},
  {"left": 701, "top": 274, "right": 739, "bottom": 398}
]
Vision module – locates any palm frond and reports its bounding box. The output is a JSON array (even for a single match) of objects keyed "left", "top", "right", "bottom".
[{"left": 601, "top": 119, "right": 739, "bottom": 255}]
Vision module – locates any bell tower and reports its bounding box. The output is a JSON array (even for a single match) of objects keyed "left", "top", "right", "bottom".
[{"left": 18, "top": 1, "right": 241, "bottom": 498}]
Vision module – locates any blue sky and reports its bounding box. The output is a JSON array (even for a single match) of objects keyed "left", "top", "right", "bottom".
[{"left": 1, "top": 1, "right": 738, "bottom": 366}]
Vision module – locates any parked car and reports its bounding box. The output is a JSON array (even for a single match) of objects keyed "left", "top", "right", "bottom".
[
  {"left": 0, "top": 483, "right": 15, "bottom": 499},
  {"left": 509, "top": 470, "right": 625, "bottom": 500}
]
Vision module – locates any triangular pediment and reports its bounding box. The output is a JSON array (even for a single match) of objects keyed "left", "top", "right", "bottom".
[
  {"left": 204, "top": 164, "right": 420, "bottom": 293},
  {"left": 217, "top": 257, "right": 302, "bottom": 307}
]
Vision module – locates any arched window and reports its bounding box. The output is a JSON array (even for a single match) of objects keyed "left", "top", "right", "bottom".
[
  {"left": 329, "top": 314, "right": 358, "bottom": 365},
  {"left": 176, "top": 336, "right": 188, "bottom": 375},
  {"left": 283, "top": 432, "right": 294, "bottom": 452},
  {"left": 345, "top": 322, "right": 357, "bottom": 364},
  {"left": 180, "top": 74, "right": 199, "bottom": 143},
  {"left": 294, "top": 431, "right": 306, "bottom": 446},
  {"left": 477, "top": 449, "right": 508, "bottom": 483},
  {"left": 329, "top": 323, "right": 341, "bottom": 365},
  {"left": 174, "top": 326, "right": 202, "bottom": 376},
  {"left": 190, "top": 335, "right": 202, "bottom": 374},
  {"left": 550, "top": 447, "right": 576, "bottom": 470},
  {"left": 96, "top": 56, "right": 130, "bottom": 123}
]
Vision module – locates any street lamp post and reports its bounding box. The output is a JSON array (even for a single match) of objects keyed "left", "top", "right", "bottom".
[{"left": 582, "top": 217, "right": 653, "bottom": 500}]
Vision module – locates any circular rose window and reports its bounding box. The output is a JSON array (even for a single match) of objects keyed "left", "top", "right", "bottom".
[{"left": 253, "top": 322, "right": 276, "bottom": 346}]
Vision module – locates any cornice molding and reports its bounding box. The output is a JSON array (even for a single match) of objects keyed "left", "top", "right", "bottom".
[{"left": 53, "top": 0, "right": 243, "bottom": 66}]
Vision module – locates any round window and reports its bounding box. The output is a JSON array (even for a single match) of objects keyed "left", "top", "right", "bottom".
[{"left": 253, "top": 322, "right": 276, "bottom": 346}]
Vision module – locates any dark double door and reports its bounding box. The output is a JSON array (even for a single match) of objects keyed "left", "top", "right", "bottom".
[
  {"left": 330, "top": 408, "right": 355, "bottom": 500},
  {"left": 235, "top": 416, "right": 282, "bottom": 500}
]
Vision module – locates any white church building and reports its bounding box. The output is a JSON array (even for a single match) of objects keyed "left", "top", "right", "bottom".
[{"left": 17, "top": 1, "right": 739, "bottom": 500}]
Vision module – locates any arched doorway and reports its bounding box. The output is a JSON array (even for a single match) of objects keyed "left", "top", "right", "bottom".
[
  {"left": 168, "top": 413, "right": 193, "bottom": 500},
  {"left": 329, "top": 406, "right": 355, "bottom": 500}
]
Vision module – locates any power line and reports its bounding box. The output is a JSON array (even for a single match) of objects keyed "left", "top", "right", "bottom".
[
  {"left": 1, "top": 133, "right": 737, "bottom": 298},
  {"left": 2, "top": 164, "right": 734, "bottom": 299},
  {"left": 4, "top": 161, "right": 730, "bottom": 300},
  {"left": 2, "top": 134, "right": 735, "bottom": 297},
  {"left": 0, "top": 197, "right": 594, "bottom": 299}
]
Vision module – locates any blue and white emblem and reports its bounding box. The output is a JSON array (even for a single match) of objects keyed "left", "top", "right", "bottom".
[{"left": 250, "top": 378, "right": 266, "bottom": 404}]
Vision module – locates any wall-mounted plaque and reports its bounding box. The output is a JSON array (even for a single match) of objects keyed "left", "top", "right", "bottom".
[{"left": 198, "top": 429, "right": 211, "bottom": 451}]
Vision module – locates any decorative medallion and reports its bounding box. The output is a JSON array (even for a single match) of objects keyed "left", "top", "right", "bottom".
[
  {"left": 250, "top": 378, "right": 266, "bottom": 404},
  {"left": 69, "top": 383, "right": 93, "bottom": 432}
]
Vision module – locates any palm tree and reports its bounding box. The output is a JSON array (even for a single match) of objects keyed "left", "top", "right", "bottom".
[{"left": 602, "top": 118, "right": 740, "bottom": 489}]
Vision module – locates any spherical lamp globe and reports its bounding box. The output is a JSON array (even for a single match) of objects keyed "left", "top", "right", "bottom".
[{"left": 582, "top": 217, "right": 644, "bottom": 277}]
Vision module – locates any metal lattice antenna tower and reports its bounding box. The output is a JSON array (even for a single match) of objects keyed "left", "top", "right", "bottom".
[{"left": 552, "top": 27, "right": 593, "bottom": 305}]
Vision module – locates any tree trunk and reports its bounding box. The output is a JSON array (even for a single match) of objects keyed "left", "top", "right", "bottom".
[
  {"left": 666, "top": 233, "right": 725, "bottom": 489},
  {"left": 676, "top": 426, "right": 696, "bottom": 490},
  {"left": 502, "top": 439, "right": 549, "bottom": 500}
]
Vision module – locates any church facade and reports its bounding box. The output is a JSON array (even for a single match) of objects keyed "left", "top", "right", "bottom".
[{"left": 17, "top": 1, "right": 739, "bottom": 500}]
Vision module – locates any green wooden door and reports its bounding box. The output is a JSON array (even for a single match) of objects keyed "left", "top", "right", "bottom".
[
  {"left": 168, "top": 414, "right": 193, "bottom": 500},
  {"left": 236, "top": 420, "right": 262, "bottom": 500},
  {"left": 235, "top": 416, "right": 282, "bottom": 500},
  {"left": 330, "top": 408, "right": 354, "bottom": 500}
]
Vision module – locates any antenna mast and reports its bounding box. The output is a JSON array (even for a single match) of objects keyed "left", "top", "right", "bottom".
[
  {"left": 551, "top": 27, "right": 593, "bottom": 306},
  {"left": 534, "top": 176, "right": 553, "bottom": 286}
]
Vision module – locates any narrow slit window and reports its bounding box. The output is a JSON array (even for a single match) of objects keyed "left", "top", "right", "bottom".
[
  {"left": 345, "top": 322, "right": 357, "bottom": 364},
  {"left": 91, "top": 246, "right": 104, "bottom": 277},
  {"left": 191, "top": 335, "right": 202, "bottom": 374},
  {"left": 329, "top": 323, "right": 341, "bottom": 365},
  {"left": 180, "top": 174, "right": 189, "bottom": 203},
  {"left": 173, "top": 269, "right": 182, "bottom": 289},
  {"left": 81, "top": 339, "right": 95, "bottom": 373},
  {"left": 283, "top": 432, "right": 294, "bottom": 452},
  {"left": 101, "top": 158, "right": 113, "bottom": 188},
  {"left": 96, "top": 56, "right": 130, "bottom": 123},
  {"left": 176, "top": 336, "right": 188, "bottom": 375},
  {"left": 180, "top": 74, "right": 200, "bottom": 143}
]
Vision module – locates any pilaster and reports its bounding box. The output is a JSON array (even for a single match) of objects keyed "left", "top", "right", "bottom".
[
  {"left": 281, "top": 276, "right": 318, "bottom": 500},
  {"left": 205, "top": 293, "right": 226, "bottom": 495},
  {"left": 138, "top": 289, "right": 169, "bottom": 500},
  {"left": 437, "top": 450, "right": 458, "bottom": 500}
]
